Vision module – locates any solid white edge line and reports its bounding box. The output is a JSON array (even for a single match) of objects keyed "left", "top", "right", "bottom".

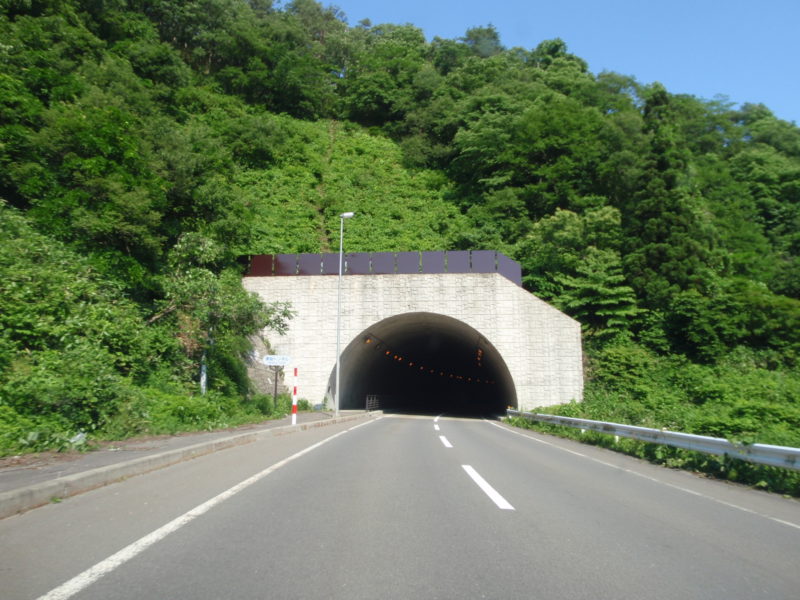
[
  {"left": 37, "top": 417, "right": 382, "bottom": 600},
  {"left": 439, "top": 435, "right": 453, "bottom": 448},
  {"left": 462, "top": 465, "right": 515, "bottom": 510},
  {"left": 486, "top": 419, "right": 800, "bottom": 531}
]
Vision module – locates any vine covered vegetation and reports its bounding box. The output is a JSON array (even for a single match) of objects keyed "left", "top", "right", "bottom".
[{"left": 1, "top": 1, "right": 798, "bottom": 491}]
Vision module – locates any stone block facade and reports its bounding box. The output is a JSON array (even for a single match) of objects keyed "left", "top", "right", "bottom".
[{"left": 243, "top": 271, "right": 583, "bottom": 412}]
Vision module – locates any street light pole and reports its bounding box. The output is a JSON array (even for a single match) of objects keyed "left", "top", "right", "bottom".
[{"left": 335, "top": 211, "right": 354, "bottom": 417}]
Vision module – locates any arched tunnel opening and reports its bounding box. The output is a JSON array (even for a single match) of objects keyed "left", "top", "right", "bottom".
[{"left": 331, "top": 312, "right": 516, "bottom": 416}]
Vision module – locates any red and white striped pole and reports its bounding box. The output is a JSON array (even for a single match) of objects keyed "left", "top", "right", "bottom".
[{"left": 291, "top": 367, "right": 298, "bottom": 425}]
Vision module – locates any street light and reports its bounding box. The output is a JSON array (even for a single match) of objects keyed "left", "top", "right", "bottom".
[{"left": 335, "top": 211, "right": 355, "bottom": 417}]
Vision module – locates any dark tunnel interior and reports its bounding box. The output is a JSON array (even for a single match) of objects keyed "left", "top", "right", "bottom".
[{"left": 330, "top": 312, "right": 516, "bottom": 416}]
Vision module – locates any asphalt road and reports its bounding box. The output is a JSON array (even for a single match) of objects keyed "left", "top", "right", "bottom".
[{"left": 3, "top": 414, "right": 799, "bottom": 599}]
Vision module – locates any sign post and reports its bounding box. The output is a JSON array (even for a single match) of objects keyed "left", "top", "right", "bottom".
[{"left": 271, "top": 366, "right": 280, "bottom": 402}]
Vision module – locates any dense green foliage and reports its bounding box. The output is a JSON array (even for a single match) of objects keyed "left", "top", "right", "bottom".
[
  {"left": 1, "top": 1, "right": 798, "bottom": 492},
  {"left": 510, "top": 344, "right": 800, "bottom": 495}
]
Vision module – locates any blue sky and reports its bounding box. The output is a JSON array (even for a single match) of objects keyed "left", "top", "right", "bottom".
[{"left": 324, "top": 0, "right": 799, "bottom": 124}]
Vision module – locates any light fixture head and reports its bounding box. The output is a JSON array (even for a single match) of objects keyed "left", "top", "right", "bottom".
[{"left": 340, "top": 211, "right": 355, "bottom": 219}]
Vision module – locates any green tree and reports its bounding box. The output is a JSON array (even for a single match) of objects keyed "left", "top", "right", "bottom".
[
  {"left": 0, "top": 202, "right": 154, "bottom": 430},
  {"left": 461, "top": 25, "right": 503, "bottom": 58},
  {"left": 451, "top": 92, "right": 617, "bottom": 218},
  {"left": 620, "top": 84, "right": 716, "bottom": 306},
  {"left": 517, "top": 206, "right": 626, "bottom": 300},
  {"left": 557, "top": 247, "right": 640, "bottom": 342},
  {"left": 341, "top": 23, "right": 428, "bottom": 126},
  {"left": 666, "top": 279, "right": 800, "bottom": 365},
  {"left": 150, "top": 233, "right": 293, "bottom": 393}
]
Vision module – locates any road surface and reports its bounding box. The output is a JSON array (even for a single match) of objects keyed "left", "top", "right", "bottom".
[{"left": 2, "top": 414, "right": 799, "bottom": 599}]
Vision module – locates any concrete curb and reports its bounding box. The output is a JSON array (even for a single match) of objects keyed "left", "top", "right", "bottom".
[{"left": 0, "top": 412, "right": 379, "bottom": 520}]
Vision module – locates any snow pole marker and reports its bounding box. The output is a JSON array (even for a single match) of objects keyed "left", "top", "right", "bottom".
[{"left": 291, "top": 367, "right": 298, "bottom": 425}]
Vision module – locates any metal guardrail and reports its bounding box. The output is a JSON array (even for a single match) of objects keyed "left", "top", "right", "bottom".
[
  {"left": 506, "top": 410, "right": 800, "bottom": 471},
  {"left": 366, "top": 395, "right": 381, "bottom": 412}
]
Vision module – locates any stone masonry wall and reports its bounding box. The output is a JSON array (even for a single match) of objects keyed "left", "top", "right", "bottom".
[{"left": 242, "top": 272, "right": 583, "bottom": 411}]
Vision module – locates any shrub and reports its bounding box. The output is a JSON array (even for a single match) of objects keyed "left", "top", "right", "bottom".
[
  {"left": 0, "top": 405, "right": 85, "bottom": 455},
  {"left": 0, "top": 343, "right": 137, "bottom": 430}
]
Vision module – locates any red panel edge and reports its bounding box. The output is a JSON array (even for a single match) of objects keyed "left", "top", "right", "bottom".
[{"left": 246, "top": 254, "right": 275, "bottom": 277}]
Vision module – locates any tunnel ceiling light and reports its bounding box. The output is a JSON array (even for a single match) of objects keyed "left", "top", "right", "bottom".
[{"left": 366, "top": 340, "right": 496, "bottom": 387}]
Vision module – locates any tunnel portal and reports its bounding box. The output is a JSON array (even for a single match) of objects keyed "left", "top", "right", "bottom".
[
  {"left": 243, "top": 251, "right": 584, "bottom": 412},
  {"left": 334, "top": 313, "right": 516, "bottom": 415}
]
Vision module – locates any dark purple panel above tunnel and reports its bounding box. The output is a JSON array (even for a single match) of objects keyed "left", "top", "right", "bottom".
[
  {"left": 275, "top": 254, "right": 298, "bottom": 276},
  {"left": 298, "top": 253, "right": 322, "bottom": 275},
  {"left": 371, "top": 253, "right": 395, "bottom": 274},
  {"left": 346, "top": 252, "right": 370, "bottom": 274},
  {"left": 471, "top": 250, "right": 496, "bottom": 273},
  {"left": 247, "top": 250, "right": 522, "bottom": 286},
  {"left": 446, "top": 251, "right": 470, "bottom": 273},
  {"left": 396, "top": 252, "right": 420, "bottom": 274},
  {"left": 498, "top": 253, "right": 522, "bottom": 286},
  {"left": 422, "top": 251, "right": 445, "bottom": 273},
  {"left": 322, "top": 253, "right": 339, "bottom": 275}
]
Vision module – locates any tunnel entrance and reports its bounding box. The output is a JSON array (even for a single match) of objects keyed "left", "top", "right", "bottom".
[{"left": 331, "top": 312, "right": 516, "bottom": 416}]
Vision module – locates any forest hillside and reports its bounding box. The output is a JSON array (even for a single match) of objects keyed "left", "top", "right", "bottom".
[{"left": 1, "top": 1, "right": 799, "bottom": 492}]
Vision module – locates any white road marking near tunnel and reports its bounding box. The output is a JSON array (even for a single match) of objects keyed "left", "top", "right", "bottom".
[
  {"left": 36, "top": 417, "right": 382, "bottom": 600},
  {"left": 487, "top": 420, "right": 800, "bottom": 531},
  {"left": 434, "top": 424, "right": 440, "bottom": 431},
  {"left": 439, "top": 435, "right": 453, "bottom": 448},
  {"left": 462, "top": 465, "right": 515, "bottom": 510}
]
